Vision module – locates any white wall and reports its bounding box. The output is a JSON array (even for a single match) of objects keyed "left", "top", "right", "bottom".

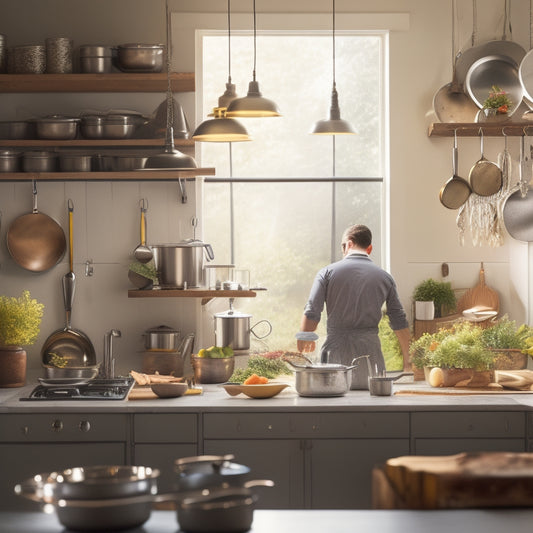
[{"left": 0, "top": 0, "right": 531, "bottom": 373}]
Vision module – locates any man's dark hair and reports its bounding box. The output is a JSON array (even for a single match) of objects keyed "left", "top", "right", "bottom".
[{"left": 343, "top": 224, "right": 372, "bottom": 249}]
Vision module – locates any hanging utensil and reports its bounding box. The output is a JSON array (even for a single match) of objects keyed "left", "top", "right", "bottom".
[
  {"left": 133, "top": 198, "right": 153, "bottom": 263},
  {"left": 6, "top": 180, "right": 66, "bottom": 272},
  {"left": 469, "top": 130, "right": 503, "bottom": 196},
  {"left": 439, "top": 130, "right": 472, "bottom": 209},
  {"left": 144, "top": 0, "right": 196, "bottom": 169},
  {"left": 433, "top": 0, "right": 478, "bottom": 122},
  {"left": 40, "top": 199, "right": 96, "bottom": 367},
  {"left": 503, "top": 185, "right": 533, "bottom": 241},
  {"left": 456, "top": 262, "right": 500, "bottom": 313}
]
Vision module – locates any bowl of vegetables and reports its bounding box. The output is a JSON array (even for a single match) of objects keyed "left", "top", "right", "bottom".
[{"left": 191, "top": 346, "right": 235, "bottom": 384}]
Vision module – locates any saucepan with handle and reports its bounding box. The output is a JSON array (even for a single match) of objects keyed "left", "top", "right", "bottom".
[{"left": 439, "top": 130, "right": 471, "bottom": 209}]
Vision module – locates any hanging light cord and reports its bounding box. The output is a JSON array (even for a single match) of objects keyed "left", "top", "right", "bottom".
[
  {"left": 165, "top": 0, "right": 174, "bottom": 143},
  {"left": 252, "top": 0, "right": 257, "bottom": 82},
  {"left": 227, "top": 0, "right": 232, "bottom": 84},
  {"left": 332, "top": 0, "right": 336, "bottom": 89}
]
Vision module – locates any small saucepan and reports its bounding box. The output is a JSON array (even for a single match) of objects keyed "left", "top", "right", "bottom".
[
  {"left": 439, "top": 130, "right": 471, "bottom": 210},
  {"left": 368, "top": 372, "right": 413, "bottom": 396}
]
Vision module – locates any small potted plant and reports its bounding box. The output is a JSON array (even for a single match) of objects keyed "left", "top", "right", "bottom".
[
  {"left": 0, "top": 290, "right": 44, "bottom": 387},
  {"left": 482, "top": 316, "right": 533, "bottom": 369},
  {"left": 413, "top": 278, "right": 456, "bottom": 319},
  {"left": 479, "top": 85, "right": 512, "bottom": 121}
]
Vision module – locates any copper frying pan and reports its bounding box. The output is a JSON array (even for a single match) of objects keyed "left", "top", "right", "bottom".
[{"left": 6, "top": 180, "right": 66, "bottom": 272}]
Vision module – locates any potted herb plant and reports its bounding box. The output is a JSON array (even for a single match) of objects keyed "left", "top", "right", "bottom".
[
  {"left": 481, "top": 316, "right": 533, "bottom": 370},
  {"left": 413, "top": 278, "right": 456, "bottom": 319},
  {"left": 0, "top": 290, "right": 44, "bottom": 387},
  {"left": 480, "top": 85, "right": 513, "bottom": 120}
]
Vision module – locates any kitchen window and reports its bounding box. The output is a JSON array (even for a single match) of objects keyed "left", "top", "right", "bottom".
[{"left": 197, "top": 30, "right": 387, "bottom": 354}]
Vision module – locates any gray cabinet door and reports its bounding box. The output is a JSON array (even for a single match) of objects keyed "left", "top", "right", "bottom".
[
  {"left": 309, "top": 438, "right": 410, "bottom": 509},
  {"left": 1, "top": 442, "right": 125, "bottom": 511},
  {"left": 204, "top": 439, "right": 305, "bottom": 509}
]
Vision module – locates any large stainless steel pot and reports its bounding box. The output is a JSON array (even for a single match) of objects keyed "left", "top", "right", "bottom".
[
  {"left": 152, "top": 240, "right": 214, "bottom": 288},
  {"left": 283, "top": 356, "right": 361, "bottom": 397},
  {"left": 214, "top": 310, "right": 272, "bottom": 350}
]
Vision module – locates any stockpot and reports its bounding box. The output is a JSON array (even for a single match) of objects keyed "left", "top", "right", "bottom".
[
  {"left": 214, "top": 310, "right": 272, "bottom": 351},
  {"left": 143, "top": 325, "right": 180, "bottom": 351},
  {"left": 152, "top": 240, "right": 214, "bottom": 289}
]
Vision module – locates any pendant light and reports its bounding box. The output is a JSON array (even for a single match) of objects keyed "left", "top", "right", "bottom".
[
  {"left": 145, "top": 0, "right": 197, "bottom": 168},
  {"left": 193, "top": 0, "right": 251, "bottom": 142},
  {"left": 226, "top": 0, "right": 281, "bottom": 118},
  {"left": 311, "top": 0, "right": 356, "bottom": 135}
]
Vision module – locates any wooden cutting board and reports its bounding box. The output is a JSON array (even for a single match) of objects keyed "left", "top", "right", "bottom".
[
  {"left": 374, "top": 451, "right": 533, "bottom": 509},
  {"left": 128, "top": 387, "right": 202, "bottom": 400},
  {"left": 456, "top": 262, "right": 499, "bottom": 313}
]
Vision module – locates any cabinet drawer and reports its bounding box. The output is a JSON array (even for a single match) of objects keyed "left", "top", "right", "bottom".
[
  {"left": 411, "top": 411, "right": 525, "bottom": 438},
  {"left": 291, "top": 412, "right": 409, "bottom": 438},
  {"left": 0, "top": 414, "right": 128, "bottom": 442},
  {"left": 134, "top": 414, "right": 197, "bottom": 443},
  {"left": 203, "top": 413, "right": 291, "bottom": 438}
]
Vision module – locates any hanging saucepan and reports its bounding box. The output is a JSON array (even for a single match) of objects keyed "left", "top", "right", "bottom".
[
  {"left": 433, "top": 0, "right": 478, "bottom": 123},
  {"left": 439, "top": 131, "right": 471, "bottom": 209},
  {"left": 6, "top": 180, "right": 66, "bottom": 272},
  {"left": 40, "top": 200, "right": 96, "bottom": 367},
  {"left": 468, "top": 130, "right": 502, "bottom": 196}
]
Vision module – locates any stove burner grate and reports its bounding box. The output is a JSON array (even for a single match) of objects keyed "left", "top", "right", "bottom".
[{"left": 20, "top": 377, "right": 134, "bottom": 401}]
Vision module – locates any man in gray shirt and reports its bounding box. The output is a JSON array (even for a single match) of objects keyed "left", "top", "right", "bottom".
[{"left": 298, "top": 224, "right": 411, "bottom": 389}]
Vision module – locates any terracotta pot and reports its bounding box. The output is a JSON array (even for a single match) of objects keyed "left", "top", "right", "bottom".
[{"left": 0, "top": 345, "right": 27, "bottom": 387}]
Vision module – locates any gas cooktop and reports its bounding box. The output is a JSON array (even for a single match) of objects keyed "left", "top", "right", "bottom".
[{"left": 19, "top": 377, "right": 134, "bottom": 401}]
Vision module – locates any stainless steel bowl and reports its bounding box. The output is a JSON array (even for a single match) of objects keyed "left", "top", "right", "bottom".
[
  {"left": 59, "top": 153, "right": 93, "bottom": 172},
  {"left": 116, "top": 43, "right": 164, "bottom": 72},
  {"left": 0, "top": 120, "right": 35, "bottom": 140},
  {"left": 43, "top": 365, "right": 100, "bottom": 380},
  {"left": 0, "top": 149, "right": 21, "bottom": 172},
  {"left": 111, "top": 154, "right": 147, "bottom": 171},
  {"left": 102, "top": 115, "right": 137, "bottom": 139},
  {"left": 35, "top": 116, "right": 79, "bottom": 140},
  {"left": 22, "top": 151, "right": 58, "bottom": 172},
  {"left": 191, "top": 356, "right": 235, "bottom": 384}
]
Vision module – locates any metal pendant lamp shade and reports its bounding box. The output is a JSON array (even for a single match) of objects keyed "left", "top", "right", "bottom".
[
  {"left": 193, "top": 0, "right": 251, "bottom": 142},
  {"left": 226, "top": 0, "right": 281, "bottom": 118},
  {"left": 145, "top": 0, "right": 197, "bottom": 168},
  {"left": 193, "top": 107, "right": 251, "bottom": 142},
  {"left": 311, "top": 0, "right": 356, "bottom": 135}
]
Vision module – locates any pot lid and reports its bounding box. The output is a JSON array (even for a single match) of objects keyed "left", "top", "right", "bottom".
[
  {"left": 145, "top": 325, "right": 179, "bottom": 334},
  {"left": 215, "top": 310, "right": 252, "bottom": 319},
  {"left": 153, "top": 240, "right": 208, "bottom": 248}
]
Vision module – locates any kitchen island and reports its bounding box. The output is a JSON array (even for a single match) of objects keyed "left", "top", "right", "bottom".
[
  {"left": 3, "top": 509, "right": 533, "bottom": 533},
  {"left": 1, "top": 377, "right": 533, "bottom": 511}
]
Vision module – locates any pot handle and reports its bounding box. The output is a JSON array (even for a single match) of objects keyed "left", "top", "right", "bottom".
[
  {"left": 250, "top": 319, "right": 272, "bottom": 339},
  {"left": 203, "top": 243, "right": 215, "bottom": 262}
]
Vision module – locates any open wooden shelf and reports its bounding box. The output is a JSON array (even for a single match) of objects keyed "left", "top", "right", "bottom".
[
  {"left": 0, "top": 72, "right": 195, "bottom": 93},
  {"left": 128, "top": 288, "right": 257, "bottom": 305},
  {"left": 0, "top": 168, "right": 215, "bottom": 182},
  {"left": 429, "top": 121, "right": 533, "bottom": 137},
  {"left": 0, "top": 138, "right": 194, "bottom": 148}
]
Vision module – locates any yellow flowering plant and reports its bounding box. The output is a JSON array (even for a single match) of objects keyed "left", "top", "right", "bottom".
[{"left": 0, "top": 290, "right": 44, "bottom": 347}]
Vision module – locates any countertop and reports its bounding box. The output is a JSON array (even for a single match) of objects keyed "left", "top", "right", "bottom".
[
  {"left": 1, "top": 373, "right": 532, "bottom": 413},
  {"left": 3, "top": 509, "right": 533, "bottom": 533}
]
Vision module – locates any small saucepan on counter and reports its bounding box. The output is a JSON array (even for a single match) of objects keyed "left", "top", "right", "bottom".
[{"left": 368, "top": 372, "right": 413, "bottom": 396}]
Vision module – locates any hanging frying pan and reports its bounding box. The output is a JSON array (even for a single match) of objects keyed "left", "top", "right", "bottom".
[
  {"left": 468, "top": 130, "right": 502, "bottom": 196},
  {"left": 503, "top": 186, "right": 533, "bottom": 241},
  {"left": 433, "top": 0, "right": 478, "bottom": 123},
  {"left": 439, "top": 131, "right": 471, "bottom": 209},
  {"left": 6, "top": 180, "right": 66, "bottom": 272},
  {"left": 40, "top": 199, "right": 96, "bottom": 367}
]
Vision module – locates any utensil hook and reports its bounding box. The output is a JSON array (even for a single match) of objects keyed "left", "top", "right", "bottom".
[
  {"left": 139, "top": 198, "right": 148, "bottom": 212},
  {"left": 31, "top": 179, "right": 38, "bottom": 213}
]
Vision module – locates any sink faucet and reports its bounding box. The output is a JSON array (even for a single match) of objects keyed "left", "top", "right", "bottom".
[{"left": 103, "top": 329, "right": 121, "bottom": 379}]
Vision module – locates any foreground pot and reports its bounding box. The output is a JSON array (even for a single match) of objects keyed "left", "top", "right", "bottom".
[
  {"left": 0, "top": 345, "right": 26, "bottom": 388},
  {"left": 191, "top": 356, "right": 235, "bottom": 384}
]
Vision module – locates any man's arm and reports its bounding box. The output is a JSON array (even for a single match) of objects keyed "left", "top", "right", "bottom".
[
  {"left": 297, "top": 316, "right": 320, "bottom": 352},
  {"left": 393, "top": 327, "right": 412, "bottom": 371}
]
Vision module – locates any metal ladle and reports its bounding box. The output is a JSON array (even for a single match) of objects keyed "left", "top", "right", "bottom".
[{"left": 133, "top": 198, "right": 153, "bottom": 263}]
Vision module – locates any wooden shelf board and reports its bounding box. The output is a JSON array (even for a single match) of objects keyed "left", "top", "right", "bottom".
[
  {"left": 0, "top": 168, "right": 215, "bottom": 181},
  {"left": 128, "top": 289, "right": 257, "bottom": 305},
  {"left": 0, "top": 72, "right": 195, "bottom": 93},
  {"left": 429, "top": 121, "right": 533, "bottom": 137},
  {"left": 0, "top": 139, "right": 194, "bottom": 147}
]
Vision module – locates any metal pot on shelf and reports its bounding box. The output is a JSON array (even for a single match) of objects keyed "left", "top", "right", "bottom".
[
  {"left": 152, "top": 240, "right": 214, "bottom": 289},
  {"left": 142, "top": 332, "right": 195, "bottom": 377}
]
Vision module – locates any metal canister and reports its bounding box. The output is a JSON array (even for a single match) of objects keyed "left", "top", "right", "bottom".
[
  {"left": 0, "top": 150, "right": 21, "bottom": 172},
  {"left": 13, "top": 44, "right": 45, "bottom": 74},
  {"left": 46, "top": 37, "right": 73, "bottom": 73},
  {"left": 78, "top": 45, "right": 114, "bottom": 73}
]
